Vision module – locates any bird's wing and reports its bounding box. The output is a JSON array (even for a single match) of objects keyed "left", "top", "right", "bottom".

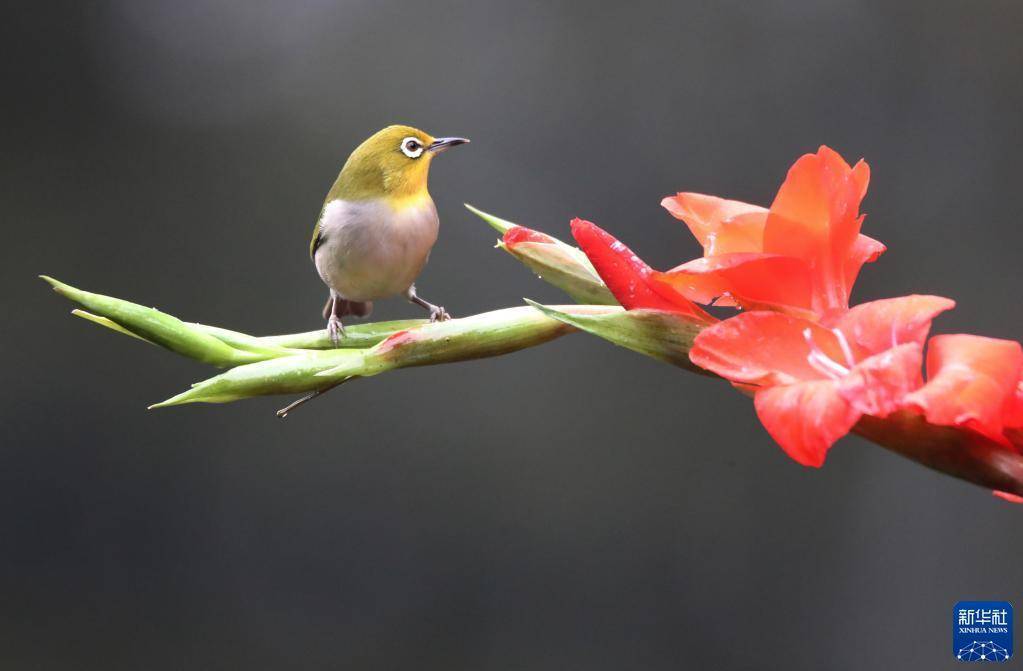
[{"left": 309, "top": 215, "right": 324, "bottom": 259}]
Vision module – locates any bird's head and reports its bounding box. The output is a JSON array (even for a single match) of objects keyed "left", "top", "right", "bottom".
[{"left": 332, "top": 125, "right": 469, "bottom": 203}]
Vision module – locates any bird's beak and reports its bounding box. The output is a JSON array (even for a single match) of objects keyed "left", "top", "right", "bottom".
[{"left": 427, "top": 137, "right": 470, "bottom": 154}]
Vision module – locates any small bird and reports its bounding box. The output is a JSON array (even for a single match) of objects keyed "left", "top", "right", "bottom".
[{"left": 309, "top": 125, "right": 469, "bottom": 344}]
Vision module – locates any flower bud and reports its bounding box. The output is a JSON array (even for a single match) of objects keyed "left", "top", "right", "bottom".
[{"left": 466, "top": 205, "right": 617, "bottom": 305}]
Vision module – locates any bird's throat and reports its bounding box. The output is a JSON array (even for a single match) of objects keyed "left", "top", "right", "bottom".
[{"left": 386, "top": 189, "right": 433, "bottom": 213}]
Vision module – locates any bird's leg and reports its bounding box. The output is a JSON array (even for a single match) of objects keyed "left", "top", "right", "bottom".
[
  {"left": 405, "top": 284, "right": 450, "bottom": 322},
  {"left": 327, "top": 292, "right": 345, "bottom": 346}
]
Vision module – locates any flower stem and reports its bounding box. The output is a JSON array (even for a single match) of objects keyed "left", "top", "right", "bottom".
[{"left": 854, "top": 412, "right": 1023, "bottom": 497}]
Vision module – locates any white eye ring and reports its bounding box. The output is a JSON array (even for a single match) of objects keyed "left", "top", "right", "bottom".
[{"left": 400, "top": 137, "right": 424, "bottom": 158}]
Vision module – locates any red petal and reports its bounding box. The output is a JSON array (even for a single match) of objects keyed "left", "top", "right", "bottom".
[
  {"left": 570, "top": 219, "right": 712, "bottom": 321},
  {"left": 764, "top": 146, "right": 869, "bottom": 257},
  {"left": 846, "top": 234, "right": 886, "bottom": 288},
  {"left": 837, "top": 343, "right": 923, "bottom": 417},
  {"left": 763, "top": 146, "right": 870, "bottom": 314},
  {"left": 1004, "top": 382, "right": 1023, "bottom": 429},
  {"left": 690, "top": 311, "right": 846, "bottom": 385},
  {"left": 993, "top": 490, "right": 1023, "bottom": 504},
  {"left": 754, "top": 380, "right": 861, "bottom": 467},
  {"left": 904, "top": 334, "right": 1023, "bottom": 442},
  {"left": 660, "top": 193, "right": 767, "bottom": 255},
  {"left": 654, "top": 253, "right": 814, "bottom": 313},
  {"left": 504, "top": 226, "right": 557, "bottom": 246},
  {"left": 651, "top": 261, "right": 730, "bottom": 305},
  {"left": 830, "top": 295, "right": 955, "bottom": 357}
]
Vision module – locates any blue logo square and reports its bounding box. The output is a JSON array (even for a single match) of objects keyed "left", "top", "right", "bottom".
[{"left": 954, "top": 601, "right": 1013, "bottom": 662}]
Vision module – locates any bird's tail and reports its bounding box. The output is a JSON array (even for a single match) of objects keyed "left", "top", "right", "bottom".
[{"left": 322, "top": 297, "right": 373, "bottom": 320}]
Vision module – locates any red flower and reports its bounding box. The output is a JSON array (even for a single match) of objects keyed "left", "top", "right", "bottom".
[
  {"left": 903, "top": 334, "right": 1023, "bottom": 445},
  {"left": 570, "top": 218, "right": 715, "bottom": 323},
  {"left": 551, "top": 146, "right": 1023, "bottom": 501},
  {"left": 690, "top": 296, "right": 955, "bottom": 466},
  {"left": 655, "top": 146, "right": 885, "bottom": 320}
]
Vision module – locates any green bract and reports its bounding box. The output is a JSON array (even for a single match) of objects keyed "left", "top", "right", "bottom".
[{"left": 465, "top": 204, "right": 618, "bottom": 305}]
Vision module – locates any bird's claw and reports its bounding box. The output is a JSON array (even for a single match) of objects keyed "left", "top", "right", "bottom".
[
  {"left": 327, "top": 315, "right": 345, "bottom": 346},
  {"left": 430, "top": 306, "right": 450, "bottom": 322}
]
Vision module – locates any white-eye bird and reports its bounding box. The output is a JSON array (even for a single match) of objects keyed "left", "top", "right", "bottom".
[{"left": 309, "top": 125, "right": 469, "bottom": 344}]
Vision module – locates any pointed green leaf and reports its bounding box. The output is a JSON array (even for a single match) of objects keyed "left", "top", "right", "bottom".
[
  {"left": 243, "top": 319, "right": 429, "bottom": 350},
  {"left": 44, "top": 276, "right": 292, "bottom": 365},
  {"left": 465, "top": 203, "right": 516, "bottom": 235},
  {"left": 72, "top": 310, "right": 154, "bottom": 344},
  {"left": 185, "top": 324, "right": 301, "bottom": 356},
  {"left": 150, "top": 349, "right": 368, "bottom": 407}
]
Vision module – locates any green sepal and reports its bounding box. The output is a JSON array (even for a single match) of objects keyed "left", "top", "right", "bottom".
[
  {"left": 525, "top": 300, "right": 708, "bottom": 372},
  {"left": 499, "top": 240, "right": 617, "bottom": 305}
]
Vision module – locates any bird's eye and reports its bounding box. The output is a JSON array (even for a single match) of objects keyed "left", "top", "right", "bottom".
[{"left": 400, "top": 137, "right": 424, "bottom": 158}]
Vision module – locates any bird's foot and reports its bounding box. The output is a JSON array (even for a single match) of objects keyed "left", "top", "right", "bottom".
[
  {"left": 405, "top": 285, "right": 450, "bottom": 323},
  {"left": 327, "top": 315, "right": 345, "bottom": 346}
]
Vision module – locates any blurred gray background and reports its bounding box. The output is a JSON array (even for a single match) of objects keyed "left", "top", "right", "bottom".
[{"left": 4, "top": 0, "right": 1023, "bottom": 668}]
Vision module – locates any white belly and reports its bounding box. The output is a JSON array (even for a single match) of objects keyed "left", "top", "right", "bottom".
[{"left": 314, "top": 197, "right": 439, "bottom": 301}]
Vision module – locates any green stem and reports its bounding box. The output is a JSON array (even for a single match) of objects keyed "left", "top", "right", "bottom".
[{"left": 153, "top": 305, "right": 619, "bottom": 407}]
